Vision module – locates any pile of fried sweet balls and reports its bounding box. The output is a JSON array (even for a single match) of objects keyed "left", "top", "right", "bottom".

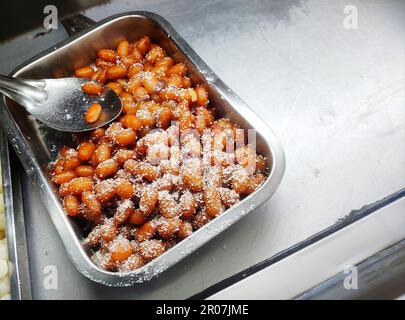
[{"left": 50, "top": 36, "right": 268, "bottom": 272}]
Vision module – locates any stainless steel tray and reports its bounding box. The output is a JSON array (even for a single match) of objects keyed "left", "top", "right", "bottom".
[{"left": 0, "top": 12, "right": 285, "bottom": 286}]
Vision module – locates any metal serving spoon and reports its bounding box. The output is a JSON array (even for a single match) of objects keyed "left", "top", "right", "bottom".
[{"left": 0, "top": 75, "right": 122, "bottom": 132}]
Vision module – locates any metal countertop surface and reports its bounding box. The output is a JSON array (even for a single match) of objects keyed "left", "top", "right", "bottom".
[{"left": 0, "top": 0, "right": 404, "bottom": 299}]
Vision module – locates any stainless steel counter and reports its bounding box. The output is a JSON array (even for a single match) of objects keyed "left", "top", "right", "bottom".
[{"left": 0, "top": 0, "right": 404, "bottom": 299}]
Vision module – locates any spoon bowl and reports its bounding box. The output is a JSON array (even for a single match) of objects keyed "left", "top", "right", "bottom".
[{"left": 0, "top": 75, "right": 122, "bottom": 132}]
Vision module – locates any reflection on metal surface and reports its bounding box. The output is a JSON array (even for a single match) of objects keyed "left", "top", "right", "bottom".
[
  {"left": 208, "top": 197, "right": 405, "bottom": 299},
  {"left": 297, "top": 240, "right": 405, "bottom": 300},
  {"left": 192, "top": 189, "right": 405, "bottom": 299}
]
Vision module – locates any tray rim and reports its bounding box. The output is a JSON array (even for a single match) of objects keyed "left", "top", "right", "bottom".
[{"left": 0, "top": 11, "right": 286, "bottom": 286}]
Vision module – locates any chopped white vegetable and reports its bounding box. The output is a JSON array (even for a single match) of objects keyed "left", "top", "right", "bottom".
[
  {"left": 0, "top": 213, "right": 5, "bottom": 231},
  {"left": 0, "top": 259, "right": 7, "bottom": 278}
]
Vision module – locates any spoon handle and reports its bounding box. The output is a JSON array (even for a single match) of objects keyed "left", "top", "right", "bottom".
[{"left": 0, "top": 75, "right": 47, "bottom": 108}]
